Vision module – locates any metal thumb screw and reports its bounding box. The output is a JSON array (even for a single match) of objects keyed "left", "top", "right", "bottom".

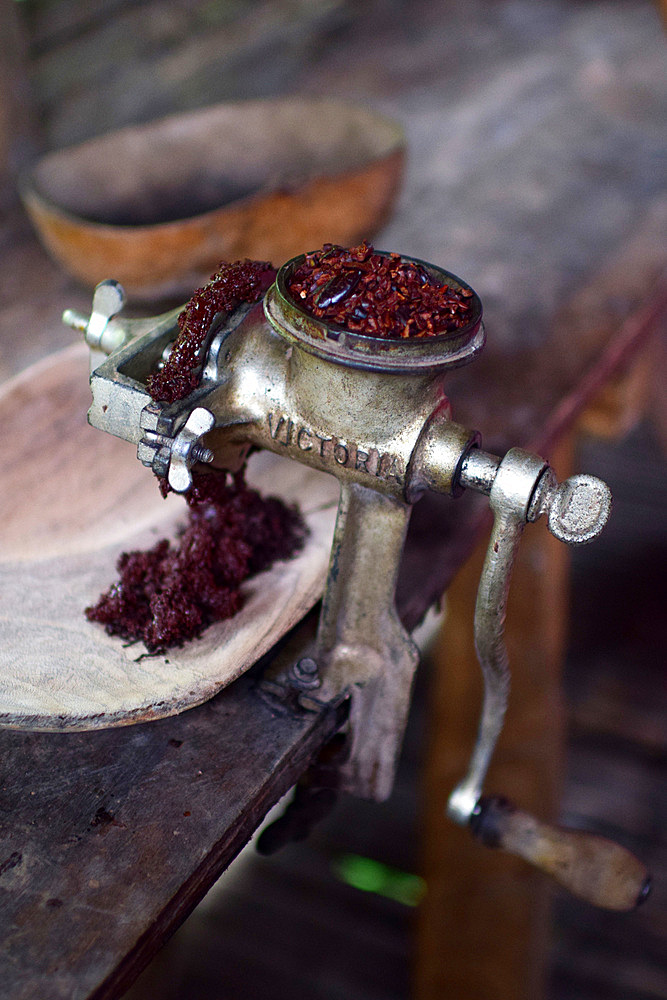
[
  {"left": 62, "top": 280, "right": 127, "bottom": 354},
  {"left": 546, "top": 473, "right": 612, "bottom": 545},
  {"left": 191, "top": 444, "right": 215, "bottom": 464},
  {"left": 90, "top": 279, "right": 126, "bottom": 323},
  {"left": 167, "top": 407, "right": 216, "bottom": 493}
]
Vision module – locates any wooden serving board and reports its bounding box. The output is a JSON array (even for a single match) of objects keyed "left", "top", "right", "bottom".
[{"left": 0, "top": 343, "right": 338, "bottom": 731}]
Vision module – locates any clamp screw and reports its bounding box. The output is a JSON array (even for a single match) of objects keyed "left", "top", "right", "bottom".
[
  {"left": 63, "top": 280, "right": 127, "bottom": 354},
  {"left": 191, "top": 444, "right": 215, "bottom": 465},
  {"left": 167, "top": 407, "right": 216, "bottom": 493},
  {"left": 546, "top": 473, "right": 612, "bottom": 545},
  {"left": 137, "top": 406, "right": 216, "bottom": 488},
  {"left": 289, "top": 657, "right": 321, "bottom": 690}
]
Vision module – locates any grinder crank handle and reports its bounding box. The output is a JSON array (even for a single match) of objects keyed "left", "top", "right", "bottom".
[
  {"left": 447, "top": 447, "right": 650, "bottom": 911},
  {"left": 471, "top": 795, "right": 651, "bottom": 910}
]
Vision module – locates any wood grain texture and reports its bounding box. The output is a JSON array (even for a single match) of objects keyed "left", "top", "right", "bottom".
[
  {"left": 0, "top": 665, "right": 347, "bottom": 1000},
  {"left": 0, "top": 0, "right": 40, "bottom": 207},
  {"left": 472, "top": 795, "right": 650, "bottom": 911},
  {"left": 0, "top": 343, "right": 338, "bottom": 729},
  {"left": 23, "top": 0, "right": 355, "bottom": 149}
]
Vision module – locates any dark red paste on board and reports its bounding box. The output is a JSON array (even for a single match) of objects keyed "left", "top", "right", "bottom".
[
  {"left": 147, "top": 258, "right": 275, "bottom": 403},
  {"left": 86, "top": 469, "right": 306, "bottom": 654},
  {"left": 88, "top": 255, "right": 305, "bottom": 654},
  {"left": 286, "top": 241, "right": 474, "bottom": 339}
]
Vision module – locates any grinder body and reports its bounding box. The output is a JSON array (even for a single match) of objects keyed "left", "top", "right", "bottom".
[
  {"left": 67, "top": 254, "right": 648, "bottom": 911},
  {"left": 85, "top": 257, "right": 484, "bottom": 800}
]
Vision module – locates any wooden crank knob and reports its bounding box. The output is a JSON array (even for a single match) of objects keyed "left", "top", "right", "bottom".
[{"left": 471, "top": 795, "right": 651, "bottom": 912}]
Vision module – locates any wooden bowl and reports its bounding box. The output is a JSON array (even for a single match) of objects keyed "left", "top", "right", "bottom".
[{"left": 20, "top": 98, "right": 405, "bottom": 299}]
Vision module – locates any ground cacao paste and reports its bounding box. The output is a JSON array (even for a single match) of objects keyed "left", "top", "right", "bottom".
[
  {"left": 286, "top": 241, "right": 473, "bottom": 338},
  {"left": 86, "top": 469, "right": 306, "bottom": 653},
  {"left": 88, "top": 256, "right": 305, "bottom": 654},
  {"left": 147, "top": 258, "right": 275, "bottom": 403}
]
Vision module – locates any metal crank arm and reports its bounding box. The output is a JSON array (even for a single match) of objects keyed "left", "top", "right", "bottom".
[{"left": 447, "top": 447, "right": 650, "bottom": 911}]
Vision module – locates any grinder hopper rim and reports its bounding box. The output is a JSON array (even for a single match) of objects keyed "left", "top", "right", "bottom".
[{"left": 264, "top": 250, "right": 485, "bottom": 374}]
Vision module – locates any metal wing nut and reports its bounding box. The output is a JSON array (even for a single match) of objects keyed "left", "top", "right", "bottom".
[{"left": 137, "top": 406, "right": 215, "bottom": 492}]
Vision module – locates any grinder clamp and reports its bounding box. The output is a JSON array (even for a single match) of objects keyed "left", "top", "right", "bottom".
[{"left": 64, "top": 252, "right": 649, "bottom": 912}]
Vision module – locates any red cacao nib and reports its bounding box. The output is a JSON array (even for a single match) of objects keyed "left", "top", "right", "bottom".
[
  {"left": 286, "top": 241, "right": 473, "bottom": 339},
  {"left": 147, "top": 259, "right": 275, "bottom": 403},
  {"left": 86, "top": 469, "right": 306, "bottom": 653}
]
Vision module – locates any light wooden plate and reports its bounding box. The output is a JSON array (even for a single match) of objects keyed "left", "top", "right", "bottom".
[{"left": 0, "top": 343, "right": 338, "bottom": 731}]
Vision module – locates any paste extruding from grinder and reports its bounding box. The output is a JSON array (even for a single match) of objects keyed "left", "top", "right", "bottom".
[
  {"left": 147, "top": 258, "right": 275, "bottom": 403},
  {"left": 87, "top": 257, "right": 305, "bottom": 654},
  {"left": 86, "top": 468, "right": 306, "bottom": 653}
]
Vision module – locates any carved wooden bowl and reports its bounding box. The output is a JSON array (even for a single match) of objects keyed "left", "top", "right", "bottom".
[{"left": 20, "top": 98, "right": 405, "bottom": 299}]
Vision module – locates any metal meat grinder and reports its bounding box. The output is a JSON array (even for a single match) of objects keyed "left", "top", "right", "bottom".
[{"left": 64, "top": 252, "right": 649, "bottom": 911}]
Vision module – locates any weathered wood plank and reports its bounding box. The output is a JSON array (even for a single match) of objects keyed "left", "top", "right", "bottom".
[
  {"left": 23, "top": 0, "right": 353, "bottom": 148},
  {"left": 0, "top": 0, "right": 41, "bottom": 206},
  {"left": 0, "top": 667, "right": 347, "bottom": 1000}
]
